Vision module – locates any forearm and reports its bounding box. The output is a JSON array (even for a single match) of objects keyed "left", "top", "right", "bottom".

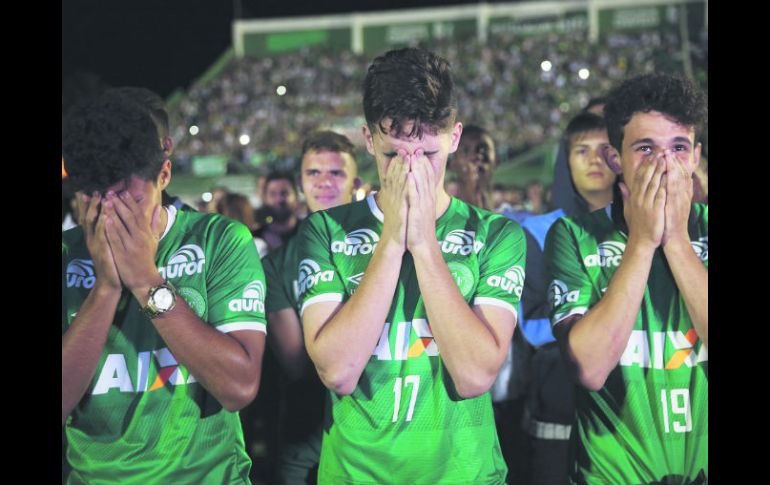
[
  {"left": 62, "top": 285, "right": 122, "bottom": 424},
  {"left": 267, "top": 309, "right": 308, "bottom": 380},
  {"left": 411, "top": 244, "right": 509, "bottom": 398},
  {"left": 664, "top": 237, "right": 708, "bottom": 347},
  {"left": 305, "top": 240, "right": 404, "bottom": 394},
  {"left": 564, "top": 239, "right": 656, "bottom": 391},
  {"left": 134, "top": 282, "right": 263, "bottom": 411}
]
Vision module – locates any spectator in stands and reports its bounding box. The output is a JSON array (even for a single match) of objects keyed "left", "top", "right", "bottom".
[
  {"left": 253, "top": 171, "right": 300, "bottom": 252},
  {"left": 449, "top": 124, "right": 498, "bottom": 210}
]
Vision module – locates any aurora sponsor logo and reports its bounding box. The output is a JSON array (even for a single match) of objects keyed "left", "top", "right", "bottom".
[
  {"left": 331, "top": 229, "right": 379, "bottom": 256},
  {"left": 92, "top": 347, "right": 197, "bottom": 395},
  {"left": 691, "top": 237, "right": 708, "bottom": 262},
  {"left": 66, "top": 259, "right": 95, "bottom": 288},
  {"left": 297, "top": 258, "right": 334, "bottom": 294},
  {"left": 584, "top": 241, "right": 625, "bottom": 268},
  {"left": 159, "top": 244, "right": 206, "bottom": 279},
  {"left": 486, "top": 265, "right": 524, "bottom": 297},
  {"left": 548, "top": 279, "right": 580, "bottom": 307},
  {"left": 439, "top": 230, "right": 484, "bottom": 256},
  {"left": 229, "top": 280, "right": 265, "bottom": 313}
]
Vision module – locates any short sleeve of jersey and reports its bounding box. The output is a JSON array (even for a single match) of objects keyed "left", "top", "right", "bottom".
[
  {"left": 543, "top": 218, "right": 596, "bottom": 328},
  {"left": 295, "top": 212, "right": 346, "bottom": 316},
  {"left": 204, "top": 220, "right": 268, "bottom": 333},
  {"left": 474, "top": 217, "right": 526, "bottom": 320},
  {"left": 263, "top": 246, "right": 293, "bottom": 313}
]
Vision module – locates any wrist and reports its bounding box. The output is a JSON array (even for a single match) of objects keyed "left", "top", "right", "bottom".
[
  {"left": 129, "top": 274, "right": 167, "bottom": 303},
  {"left": 625, "top": 236, "right": 659, "bottom": 258},
  {"left": 662, "top": 233, "right": 694, "bottom": 255}
]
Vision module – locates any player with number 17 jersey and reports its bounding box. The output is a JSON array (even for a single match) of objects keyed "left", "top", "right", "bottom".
[{"left": 296, "top": 193, "right": 525, "bottom": 484}]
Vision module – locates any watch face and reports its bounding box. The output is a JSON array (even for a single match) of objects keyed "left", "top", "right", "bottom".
[{"left": 153, "top": 288, "right": 175, "bottom": 310}]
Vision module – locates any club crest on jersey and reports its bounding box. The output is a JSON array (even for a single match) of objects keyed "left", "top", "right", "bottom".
[
  {"left": 439, "top": 230, "right": 484, "bottom": 256},
  {"left": 584, "top": 241, "right": 625, "bottom": 268},
  {"left": 486, "top": 265, "right": 524, "bottom": 297},
  {"left": 691, "top": 237, "right": 708, "bottom": 262},
  {"left": 297, "top": 258, "right": 334, "bottom": 294},
  {"left": 66, "top": 258, "right": 95, "bottom": 288},
  {"left": 331, "top": 229, "right": 379, "bottom": 256},
  {"left": 229, "top": 280, "right": 265, "bottom": 313},
  {"left": 159, "top": 244, "right": 206, "bottom": 279},
  {"left": 548, "top": 279, "right": 580, "bottom": 307}
]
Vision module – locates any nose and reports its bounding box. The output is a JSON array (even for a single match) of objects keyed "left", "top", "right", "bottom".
[{"left": 317, "top": 173, "right": 333, "bottom": 187}]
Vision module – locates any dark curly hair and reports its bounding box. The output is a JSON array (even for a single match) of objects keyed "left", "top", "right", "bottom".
[
  {"left": 363, "top": 47, "right": 457, "bottom": 138},
  {"left": 62, "top": 92, "right": 165, "bottom": 194},
  {"left": 604, "top": 73, "right": 707, "bottom": 151}
]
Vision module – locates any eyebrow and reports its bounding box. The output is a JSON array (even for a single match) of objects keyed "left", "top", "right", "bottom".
[{"left": 630, "top": 137, "right": 692, "bottom": 147}]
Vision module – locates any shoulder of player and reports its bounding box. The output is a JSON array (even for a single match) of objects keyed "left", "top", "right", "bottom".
[{"left": 178, "top": 210, "right": 254, "bottom": 241}]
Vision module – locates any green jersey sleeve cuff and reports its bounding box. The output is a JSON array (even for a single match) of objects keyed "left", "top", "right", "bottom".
[
  {"left": 300, "top": 293, "right": 344, "bottom": 317},
  {"left": 473, "top": 297, "right": 518, "bottom": 320},
  {"left": 216, "top": 322, "right": 267, "bottom": 334}
]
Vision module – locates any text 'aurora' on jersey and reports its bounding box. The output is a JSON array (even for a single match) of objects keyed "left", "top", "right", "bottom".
[
  {"left": 691, "top": 237, "right": 708, "bottom": 262},
  {"left": 297, "top": 258, "right": 334, "bottom": 295},
  {"left": 66, "top": 259, "right": 96, "bottom": 289},
  {"left": 549, "top": 279, "right": 580, "bottom": 306},
  {"left": 620, "top": 329, "right": 708, "bottom": 370},
  {"left": 229, "top": 280, "right": 266, "bottom": 313},
  {"left": 584, "top": 241, "right": 625, "bottom": 267},
  {"left": 372, "top": 319, "right": 438, "bottom": 360},
  {"left": 486, "top": 265, "right": 525, "bottom": 297},
  {"left": 331, "top": 228, "right": 380, "bottom": 256},
  {"left": 439, "top": 230, "right": 484, "bottom": 256},
  {"left": 92, "top": 347, "right": 197, "bottom": 395},
  {"left": 159, "top": 244, "right": 206, "bottom": 279}
]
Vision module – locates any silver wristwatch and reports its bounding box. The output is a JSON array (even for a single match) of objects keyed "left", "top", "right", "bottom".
[{"left": 142, "top": 282, "right": 177, "bottom": 318}]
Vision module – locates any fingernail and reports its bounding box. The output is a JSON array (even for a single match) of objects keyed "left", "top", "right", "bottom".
[{"left": 120, "top": 191, "right": 128, "bottom": 199}]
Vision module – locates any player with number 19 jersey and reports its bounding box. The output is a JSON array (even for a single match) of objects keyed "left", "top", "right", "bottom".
[
  {"left": 296, "top": 193, "right": 526, "bottom": 484},
  {"left": 545, "top": 202, "right": 708, "bottom": 484}
]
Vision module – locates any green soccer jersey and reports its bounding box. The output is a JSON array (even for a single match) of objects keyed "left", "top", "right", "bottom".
[
  {"left": 62, "top": 206, "right": 266, "bottom": 484},
  {"left": 296, "top": 194, "right": 525, "bottom": 485},
  {"left": 544, "top": 203, "right": 708, "bottom": 484}
]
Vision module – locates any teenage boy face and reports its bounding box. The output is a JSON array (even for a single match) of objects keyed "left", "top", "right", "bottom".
[
  {"left": 363, "top": 118, "right": 462, "bottom": 190},
  {"left": 620, "top": 110, "right": 701, "bottom": 184},
  {"left": 568, "top": 129, "right": 616, "bottom": 196}
]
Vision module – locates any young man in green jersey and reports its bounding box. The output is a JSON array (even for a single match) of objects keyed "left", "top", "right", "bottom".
[
  {"left": 295, "top": 47, "right": 526, "bottom": 484},
  {"left": 62, "top": 92, "right": 266, "bottom": 483},
  {"left": 259, "top": 130, "right": 361, "bottom": 484},
  {"left": 545, "top": 73, "right": 708, "bottom": 483}
]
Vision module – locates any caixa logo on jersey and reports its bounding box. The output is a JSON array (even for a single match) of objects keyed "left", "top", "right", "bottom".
[
  {"left": 229, "top": 280, "right": 265, "bottom": 313},
  {"left": 486, "top": 265, "right": 524, "bottom": 297},
  {"left": 159, "top": 244, "right": 206, "bottom": 279},
  {"left": 691, "top": 237, "right": 708, "bottom": 262},
  {"left": 439, "top": 230, "right": 484, "bottom": 256},
  {"left": 297, "top": 259, "right": 334, "bottom": 294},
  {"left": 584, "top": 241, "right": 625, "bottom": 268},
  {"left": 331, "top": 229, "right": 379, "bottom": 256},
  {"left": 66, "top": 259, "right": 96, "bottom": 288},
  {"left": 548, "top": 279, "right": 580, "bottom": 307}
]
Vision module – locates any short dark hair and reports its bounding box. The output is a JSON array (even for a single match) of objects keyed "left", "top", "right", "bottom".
[
  {"left": 604, "top": 73, "right": 707, "bottom": 151},
  {"left": 363, "top": 47, "right": 457, "bottom": 138},
  {"left": 565, "top": 112, "right": 607, "bottom": 150},
  {"left": 263, "top": 171, "right": 297, "bottom": 196},
  {"left": 106, "top": 86, "right": 169, "bottom": 138},
  {"left": 301, "top": 130, "right": 357, "bottom": 162},
  {"left": 62, "top": 92, "right": 165, "bottom": 194}
]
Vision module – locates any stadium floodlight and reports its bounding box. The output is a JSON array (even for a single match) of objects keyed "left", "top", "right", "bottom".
[
  {"left": 578, "top": 68, "right": 590, "bottom": 80},
  {"left": 276, "top": 85, "right": 287, "bottom": 96},
  {"left": 202, "top": 192, "right": 213, "bottom": 203},
  {"left": 189, "top": 125, "right": 200, "bottom": 136},
  {"left": 541, "top": 60, "right": 552, "bottom": 72},
  {"left": 239, "top": 134, "right": 251, "bottom": 145}
]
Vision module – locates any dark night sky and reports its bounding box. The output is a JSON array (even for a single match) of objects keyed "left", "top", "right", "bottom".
[{"left": 62, "top": 0, "right": 491, "bottom": 99}]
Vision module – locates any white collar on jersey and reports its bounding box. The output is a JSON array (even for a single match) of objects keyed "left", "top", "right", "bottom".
[
  {"left": 159, "top": 205, "right": 177, "bottom": 241},
  {"left": 366, "top": 192, "right": 385, "bottom": 223}
]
